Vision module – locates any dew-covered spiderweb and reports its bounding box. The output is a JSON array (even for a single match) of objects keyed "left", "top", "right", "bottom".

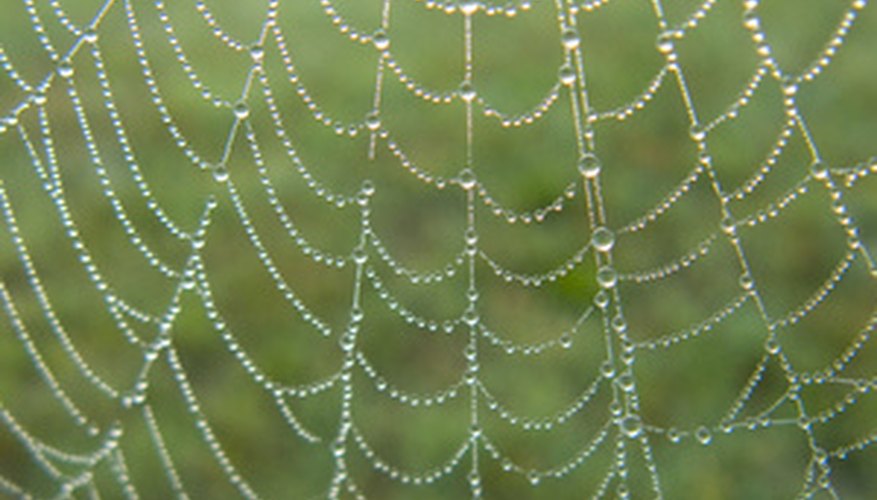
[{"left": 1, "top": 0, "right": 876, "bottom": 498}]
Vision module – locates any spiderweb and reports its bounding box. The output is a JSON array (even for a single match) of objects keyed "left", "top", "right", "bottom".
[{"left": 0, "top": 0, "right": 876, "bottom": 498}]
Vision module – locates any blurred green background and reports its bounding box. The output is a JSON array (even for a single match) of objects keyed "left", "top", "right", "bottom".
[{"left": 0, "top": 0, "right": 876, "bottom": 498}]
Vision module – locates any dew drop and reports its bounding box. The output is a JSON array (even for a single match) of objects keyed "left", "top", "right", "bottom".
[
  {"left": 250, "top": 44, "right": 265, "bottom": 63},
  {"left": 459, "top": 0, "right": 480, "bottom": 16},
  {"left": 465, "top": 227, "right": 478, "bottom": 246},
  {"left": 57, "top": 60, "right": 75, "bottom": 79},
  {"left": 462, "top": 307, "right": 479, "bottom": 327},
  {"left": 559, "top": 64, "right": 576, "bottom": 86},
  {"left": 619, "top": 414, "right": 643, "bottom": 438},
  {"left": 459, "top": 81, "right": 477, "bottom": 102},
  {"left": 578, "top": 152, "right": 601, "bottom": 178},
  {"left": 591, "top": 226, "right": 615, "bottom": 252},
  {"left": 32, "top": 91, "right": 47, "bottom": 107},
  {"left": 742, "top": 11, "right": 760, "bottom": 30},
  {"left": 656, "top": 31, "right": 676, "bottom": 55},
  {"left": 739, "top": 272, "right": 754, "bottom": 291},
  {"left": 667, "top": 427, "right": 682, "bottom": 443},
  {"left": 372, "top": 30, "right": 390, "bottom": 51},
  {"left": 765, "top": 338, "right": 781, "bottom": 355},
  {"left": 559, "top": 332, "right": 573, "bottom": 349},
  {"left": 600, "top": 360, "right": 615, "bottom": 379},
  {"left": 83, "top": 28, "right": 98, "bottom": 44},
  {"left": 457, "top": 168, "right": 477, "bottom": 190},
  {"left": 608, "top": 400, "right": 623, "bottom": 417},
  {"left": 810, "top": 160, "right": 829, "bottom": 180},
  {"left": 365, "top": 111, "right": 381, "bottom": 131},
  {"left": 720, "top": 215, "right": 736, "bottom": 235},
  {"left": 212, "top": 164, "right": 230, "bottom": 183},
  {"left": 596, "top": 266, "right": 618, "bottom": 289},
  {"left": 617, "top": 372, "right": 635, "bottom": 392},
  {"left": 594, "top": 290, "right": 610, "bottom": 309},
  {"left": 561, "top": 27, "right": 580, "bottom": 50},
  {"left": 351, "top": 247, "right": 367, "bottom": 265},
  {"left": 695, "top": 426, "right": 713, "bottom": 445},
  {"left": 233, "top": 101, "right": 250, "bottom": 120}
]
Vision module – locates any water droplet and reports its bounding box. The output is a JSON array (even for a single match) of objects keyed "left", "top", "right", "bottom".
[
  {"left": 656, "top": 31, "right": 676, "bottom": 55},
  {"left": 57, "top": 60, "right": 74, "bottom": 79},
  {"left": 561, "top": 28, "right": 580, "bottom": 50},
  {"left": 465, "top": 227, "right": 478, "bottom": 246},
  {"left": 233, "top": 101, "right": 250, "bottom": 120},
  {"left": 695, "top": 426, "right": 713, "bottom": 445},
  {"left": 32, "top": 91, "right": 47, "bottom": 106},
  {"left": 351, "top": 247, "right": 367, "bottom": 265},
  {"left": 765, "top": 338, "right": 781, "bottom": 355},
  {"left": 559, "top": 332, "right": 573, "bottom": 349},
  {"left": 459, "top": 0, "right": 480, "bottom": 16},
  {"left": 469, "top": 423, "right": 482, "bottom": 439},
  {"left": 596, "top": 266, "right": 618, "bottom": 288},
  {"left": 619, "top": 414, "right": 643, "bottom": 438},
  {"left": 742, "top": 11, "right": 760, "bottom": 30},
  {"left": 332, "top": 441, "right": 346, "bottom": 458},
  {"left": 559, "top": 64, "right": 576, "bottom": 86},
  {"left": 739, "top": 272, "right": 754, "bottom": 291},
  {"left": 594, "top": 290, "right": 610, "bottom": 309},
  {"left": 591, "top": 226, "right": 615, "bottom": 252},
  {"left": 617, "top": 372, "right": 635, "bottom": 392},
  {"left": 459, "top": 81, "right": 476, "bottom": 102},
  {"left": 667, "top": 428, "right": 682, "bottom": 443},
  {"left": 83, "top": 28, "right": 98, "bottom": 44},
  {"left": 365, "top": 111, "right": 381, "bottom": 131},
  {"left": 372, "top": 30, "right": 389, "bottom": 51},
  {"left": 600, "top": 360, "right": 615, "bottom": 379},
  {"left": 361, "top": 180, "right": 376, "bottom": 197},
  {"left": 810, "top": 160, "right": 829, "bottom": 180},
  {"left": 578, "top": 153, "right": 601, "bottom": 178},
  {"left": 467, "top": 470, "right": 480, "bottom": 488},
  {"left": 457, "top": 168, "right": 477, "bottom": 190},
  {"left": 611, "top": 315, "right": 627, "bottom": 333},
  {"left": 720, "top": 215, "right": 736, "bottom": 235},
  {"left": 527, "top": 471, "right": 541, "bottom": 485},
  {"left": 690, "top": 124, "right": 706, "bottom": 142},
  {"left": 250, "top": 44, "right": 265, "bottom": 63},
  {"left": 462, "top": 307, "right": 479, "bottom": 327},
  {"left": 609, "top": 400, "right": 623, "bottom": 417},
  {"left": 212, "top": 164, "right": 229, "bottom": 183}
]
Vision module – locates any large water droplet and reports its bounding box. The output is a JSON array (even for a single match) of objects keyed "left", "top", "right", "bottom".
[
  {"left": 597, "top": 266, "right": 618, "bottom": 288},
  {"left": 457, "top": 168, "right": 477, "bottom": 190},
  {"left": 372, "top": 30, "right": 390, "bottom": 51},
  {"left": 462, "top": 307, "right": 479, "bottom": 327},
  {"left": 459, "top": 81, "right": 476, "bottom": 102},
  {"left": 559, "top": 64, "right": 576, "bottom": 86},
  {"left": 212, "top": 164, "right": 230, "bottom": 183},
  {"left": 578, "top": 153, "right": 601, "bottom": 178},
  {"left": 617, "top": 372, "right": 635, "bottom": 392},
  {"left": 592, "top": 226, "right": 615, "bottom": 252},
  {"left": 365, "top": 111, "right": 381, "bottom": 131},
  {"left": 233, "top": 101, "right": 250, "bottom": 120},
  {"left": 459, "top": 0, "right": 481, "bottom": 15},
  {"left": 561, "top": 28, "right": 580, "bottom": 50},
  {"left": 351, "top": 247, "right": 367, "bottom": 265},
  {"left": 57, "top": 60, "right": 74, "bottom": 79},
  {"left": 619, "top": 414, "right": 643, "bottom": 438}
]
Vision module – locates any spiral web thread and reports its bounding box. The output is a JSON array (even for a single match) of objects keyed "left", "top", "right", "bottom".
[{"left": 0, "top": 0, "right": 876, "bottom": 498}]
